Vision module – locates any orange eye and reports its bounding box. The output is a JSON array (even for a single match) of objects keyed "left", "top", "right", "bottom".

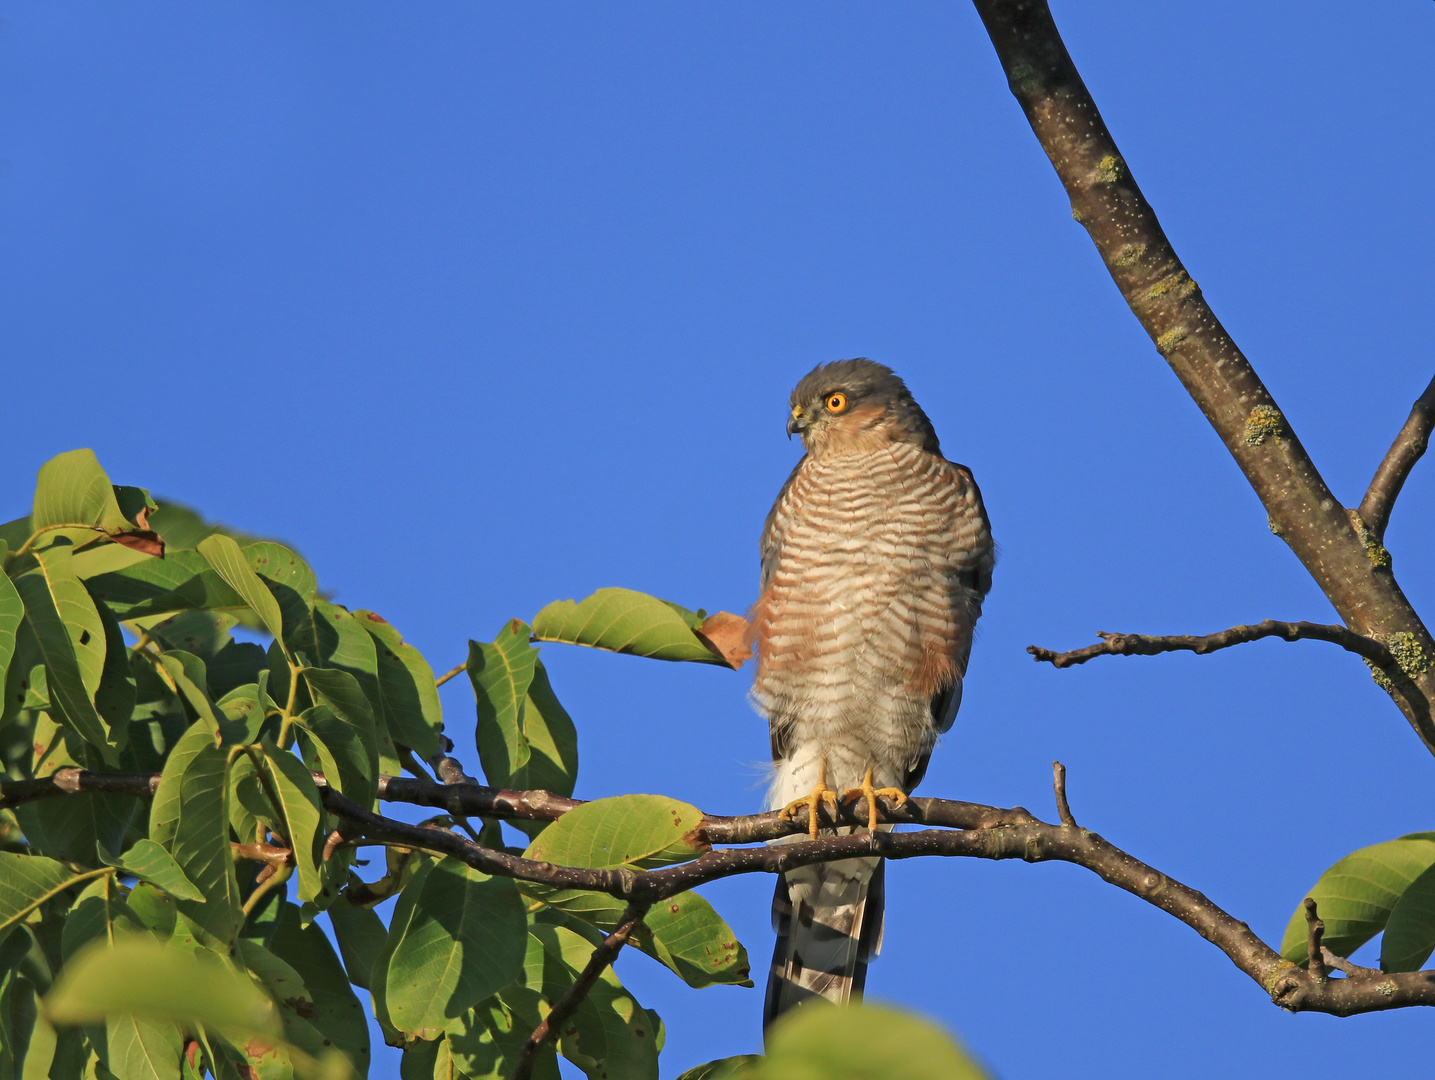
[{"left": 825, "top": 392, "right": 848, "bottom": 413}]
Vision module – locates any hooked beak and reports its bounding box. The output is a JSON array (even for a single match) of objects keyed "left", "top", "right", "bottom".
[{"left": 787, "top": 406, "right": 808, "bottom": 439}]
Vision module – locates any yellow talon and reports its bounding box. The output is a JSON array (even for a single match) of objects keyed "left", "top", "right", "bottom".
[
  {"left": 841, "top": 768, "right": 909, "bottom": 831},
  {"left": 778, "top": 761, "right": 841, "bottom": 839}
]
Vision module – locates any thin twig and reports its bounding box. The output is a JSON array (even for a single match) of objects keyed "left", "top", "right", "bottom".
[
  {"left": 511, "top": 902, "right": 651, "bottom": 1080},
  {"left": 1304, "top": 898, "right": 1328, "bottom": 980},
  {"left": 1052, "top": 761, "right": 1076, "bottom": 827},
  {"left": 435, "top": 663, "right": 466, "bottom": 687},
  {"left": 231, "top": 840, "right": 293, "bottom": 869},
  {"left": 1028, "top": 620, "right": 1393, "bottom": 669},
  {"left": 1321, "top": 947, "right": 1381, "bottom": 979},
  {"left": 1360, "top": 374, "right": 1435, "bottom": 539}
]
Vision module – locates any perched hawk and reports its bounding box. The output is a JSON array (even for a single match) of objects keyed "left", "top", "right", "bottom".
[{"left": 750, "top": 359, "right": 994, "bottom": 1025}]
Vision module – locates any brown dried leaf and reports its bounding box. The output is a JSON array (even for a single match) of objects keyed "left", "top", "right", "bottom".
[
  {"left": 112, "top": 529, "right": 165, "bottom": 557},
  {"left": 695, "top": 611, "right": 752, "bottom": 670}
]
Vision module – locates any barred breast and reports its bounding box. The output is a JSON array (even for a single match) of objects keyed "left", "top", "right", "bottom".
[{"left": 752, "top": 440, "right": 991, "bottom": 803}]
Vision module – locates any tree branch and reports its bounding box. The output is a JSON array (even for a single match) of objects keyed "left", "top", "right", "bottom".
[
  {"left": 15, "top": 766, "right": 1435, "bottom": 1016},
  {"left": 1360, "top": 373, "right": 1435, "bottom": 539},
  {"left": 1028, "top": 620, "right": 1394, "bottom": 669},
  {"left": 971, "top": 0, "right": 1435, "bottom": 754},
  {"left": 511, "top": 902, "right": 651, "bottom": 1080}
]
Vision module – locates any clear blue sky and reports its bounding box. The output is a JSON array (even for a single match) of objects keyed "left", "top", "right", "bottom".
[{"left": 3, "top": 3, "right": 1434, "bottom": 1078}]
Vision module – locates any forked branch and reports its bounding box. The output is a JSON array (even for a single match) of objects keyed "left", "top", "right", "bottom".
[
  {"left": 512, "top": 903, "right": 651, "bottom": 1080},
  {"left": 11, "top": 767, "right": 1435, "bottom": 1018},
  {"left": 1360, "top": 374, "right": 1435, "bottom": 539},
  {"left": 970, "top": 0, "right": 1435, "bottom": 754},
  {"left": 1029, "top": 620, "right": 1394, "bottom": 669}
]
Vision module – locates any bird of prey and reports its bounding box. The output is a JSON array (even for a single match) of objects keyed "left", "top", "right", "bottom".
[{"left": 749, "top": 358, "right": 994, "bottom": 1026}]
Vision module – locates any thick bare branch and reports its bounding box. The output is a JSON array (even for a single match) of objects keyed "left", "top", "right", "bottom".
[
  {"left": 1029, "top": 620, "right": 1394, "bottom": 669},
  {"left": 16, "top": 766, "right": 1435, "bottom": 1016},
  {"left": 511, "top": 903, "right": 651, "bottom": 1080},
  {"left": 971, "top": 0, "right": 1435, "bottom": 754},
  {"left": 1360, "top": 374, "right": 1435, "bottom": 539}
]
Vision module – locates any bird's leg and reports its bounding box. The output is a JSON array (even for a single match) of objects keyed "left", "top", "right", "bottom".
[
  {"left": 778, "top": 758, "right": 841, "bottom": 840},
  {"left": 841, "top": 767, "right": 909, "bottom": 832}
]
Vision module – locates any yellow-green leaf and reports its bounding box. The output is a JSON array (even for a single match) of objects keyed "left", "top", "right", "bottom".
[
  {"left": 1281, "top": 837, "right": 1435, "bottom": 964},
  {"left": 532, "top": 588, "right": 728, "bottom": 664},
  {"left": 197, "top": 535, "right": 285, "bottom": 643},
  {"left": 762, "top": 1003, "right": 992, "bottom": 1080},
  {"left": 44, "top": 937, "right": 282, "bottom": 1038}
]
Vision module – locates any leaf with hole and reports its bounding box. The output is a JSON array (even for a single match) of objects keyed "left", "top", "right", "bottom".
[{"left": 14, "top": 541, "right": 118, "bottom": 763}]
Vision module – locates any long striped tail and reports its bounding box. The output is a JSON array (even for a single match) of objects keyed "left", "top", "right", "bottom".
[{"left": 763, "top": 855, "right": 885, "bottom": 1030}]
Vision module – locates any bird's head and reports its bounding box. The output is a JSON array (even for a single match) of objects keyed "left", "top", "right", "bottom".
[{"left": 786, "top": 358, "right": 940, "bottom": 456}]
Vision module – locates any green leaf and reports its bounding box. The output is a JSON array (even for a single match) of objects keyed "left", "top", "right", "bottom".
[
  {"left": 197, "top": 536, "right": 285, "bottom": 643},
  {"left": 674, "top": 1057, "right": 763, "bottom": 1080},
  {"left": 0, "top": 963, "right": 41, "bottom": 1080},
  {"left": 148, "top": 723, "right": 242, "bottom": 952},
  {"left": 1381, "top": 860, "right": 1435, "bottom": 972},
  {"left": 523, "top": 797, "right": 742, "bottom": 985},
  {"left": 106, "top": 841, "right": 204, "bottom": 904},
  {"left": 293, "top": 603, "right": 396, "bottom": 777},
  {"left": 0, "top": 852, "right": 99, "bottom": 934},
  {"left": 469, "top": 621, "right": 538, "bottom": 782},
  {"left": 269, "top": 905, "right": 370, "bottom": 1077},
  {"left": 761, "top": 1003, "right": 991, "bottom": 1080},
  {"left": 1281, "top": 837, "right": 1435, "bottom": 964},
  {"left": 296, "top": 705, "right": 377, "bottom": 808},
  {"left": 445, "top": 987, "right": 560, "bottom": 1080},
  {"left": 61, "top": 879, "right": 152, "bottom": 968},
  {"left": 632, "top": 890, "right": 752, "bottom": 989},
  {"left": 99, "top": 1015, "right": 185, "bottom": 1080},
  {"left": 154, "top": 652, "right": 222, "bottom": 733},
  {"left": 85, "top": 551, "right": 244, "bottom": 621},
  {"left": 30, "top": 450, "right": 142, "bottom": 541},
  {"left": 382, "top": 856, "right": 528, "bottom": 1040},
  {"left": 531, "top": 588, "right": 728, "bottom": 664},
  {"left": 0, "top": 568, "right": 22, "bottom": 697},
  {"left": 522, "top": 795, "right": 707, "bottom": 924},
  {"left": 354, "top": 610, "right": 443, "bottom": 759},
  {"left": 298, "top": 670, "right": 379, "bottom": 801},
  {"left": 324, "top": 901, "right": 386, "bottom": 992},
  {"left": 16, "top": 713, "right": 138, "bottom": 863},
  {"left": 256, "top": 745, "right": 326, "bottom": 905},
  {"left": 14, "top": 542, "right": 118, "bottom": 764},
  {"left": 44, "top": 936, "right": 283, "bottom": 1038},
  {"left": 468, "top": 625, "right": 577, "bottom": 806},
  {"left": 524, "top": 924, "right": 659, "bottom": 1080}
]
